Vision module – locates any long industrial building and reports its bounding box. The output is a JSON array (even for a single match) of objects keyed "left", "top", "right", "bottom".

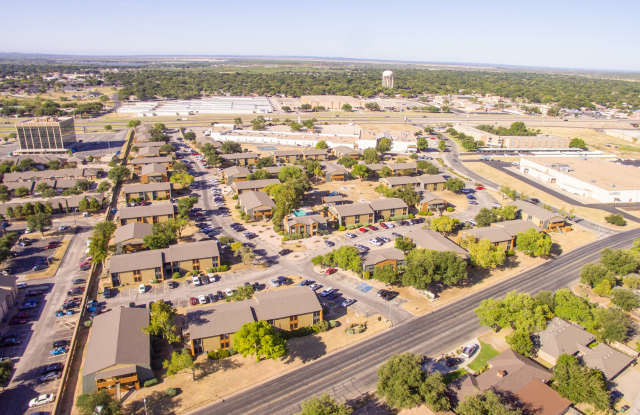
[
  {"left": 519, "top": 157, "right": 640, "bottom": 203},
  {"left": 118, "top": 97, "right": 273, "bottom": 116},
  {"left": 15, "top": 116, "right": 76, "bottom": 154}
]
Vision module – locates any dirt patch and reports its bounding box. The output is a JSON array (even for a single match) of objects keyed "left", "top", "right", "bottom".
[
  {"left": 121, "top": 312, "right": 391, "bottom": 414},
  {"left": 550, "top": 227, "right": 597, "bottom": 254},
  {"left": 314, "top": 180, "right": 382, "bottom": 204},
  {"left": 463, "top": 161, "right": 639, "bottom": 229}
]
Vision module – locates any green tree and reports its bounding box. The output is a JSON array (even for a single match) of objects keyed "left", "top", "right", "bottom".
[
  {"left": 593, "top": 279, "right": 612, "bottom": 297},
  {"left": 0, "top": 359, "right": 13, "bottom": 385},
  {"left": 438, "top": 140, "right": 447, "bottom": 151},
  {"left": 475, "top": 208, "right": 498, "bottom": 226},
  {"left": 365, "top": 102, "right": 381, "bottom": 111},
  {"left": 457, "top": 390, "right": 521, "bottom": 415},
  {"left": 420, "top": 372, "right": 451, "bottom": 412},
  {"left": 183, "top": 131, "right": 196, "bottom": 141},
  {"left": 27, "top": 212, "right": 52, "bottom": 236},
  {"left": 78, "top": 198, "right": 89, "bottom": 212},
  {"left": 144, "top": 300, "right": 180, "bottom": 343},
  {"left": 402, "top": 249, "right": 467, "bottom": 288},
  {"left": 341, "top": 103, "right": 352, "bottom": 112},
  {"left": 552, "top": 354, "right": 609, "bottom": 411},
  {"left": 163, "top": 349, "right": 194, "bottom": 378},
  {"left": 377, "top": 353, "right": 424, "bottom": 409},
  {"left": 89, "top": 221, "right": 116, "bottom": 265},
  {"left": 337, "top": 156, "right": 357, "bottom": 168},
  {"left": 97, "top": 181, "right": 111, "bottom": 193},
  {"left": 256, "top": 156, "right": 275, "bottom": 169},
  {"left": 416, "top": 137, "right": 428, "bottom": 151},
  {"left": 430, "top": 216, "right": 460, "bottom": 234},
  {"left": 14, "top": 186, "right": 29, "bottom": 197},
  {"left": 593, "top": 307, "right": 631, "bottom": 343},
  {"left": 143, "top": 222, "right": 178, "bottom": 249},
  {"left": 515, "top": 228, "right": 553, "bottom": 257},
  {"left": 605, "top": 214, "right": 626, "bottom": 226},
  {"left": 416, "top": 160, "right": 439, "bottom": 174},
  {"left": 600, "top": 248, "right": 640, "bottom": 275},
  {"left": 444, "top": 177, "right": 465, "bottom": 192},
  {"left": 611, "top": 288, "right": 640, "bottom": 311},
  {"left": 104, "top": 124, "right": 112, "bottom": 131},
  {"left": 362, "top": 148, "right": 379, "bottom": 164},
  {"left": 176, "top": 195, "right": 198, "bottom": 217},
  {"left": 395, "top": 236, "right": 415, "bottom": 253},
  {"left": 315, "top": 140, "right": 328, "bottom": 149},
  {"left": 623, "top": 273, "right": 640, "bottom": 289},
  {"left": 460, "top": 237, "right": 507, "bottom": 269},
  {"left": 0, "top": 185, "right": 9, "bottom": 202},
  {"left": 220, "top": 141, "right": 242, "bottom": 154},
  {"left": 506, "top": 329, "right": 533, "bottom": 356},
  {"left": 76, "top": 391, "right": 122, "bottom": 415},
  {"left": 297, "top": 394, "right": 352, "bottom": 415},
  {"left": 376, "top": 137, "right": 391, "bottom": 153},
  {"left": 251, "top": 116, "right": 266, "bottom": 130},
  {"left": 580, "top": 263, "right": 615, "bottom": 287},
  {"left": 351, "top": 164, "right": 369, "bottom": 179},
  {"left": 569, "top": 138, "right": 588, "bottom": 150},
  {"left": 170, "top": 171, "right": 195, "bottom": 188},
  {"left": 232, "top": 321, "right": 287, "bottom": 361},
  {"left": 372, "top": 265, "right": 400, "bottom": 285},
  {"left": 127, "top": 119, "right": 141, "bottom": 128},
  {"left": 107, "top": 166, "right": 130, "bottom": 183}
]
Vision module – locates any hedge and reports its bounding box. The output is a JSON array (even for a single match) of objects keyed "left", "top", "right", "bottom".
[{"left": 144, "top": 378, "right": 159, "bottom": 387}]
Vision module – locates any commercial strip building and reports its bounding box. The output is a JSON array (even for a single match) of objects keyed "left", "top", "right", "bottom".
[
  {"left": 188, "top": 287, "right": 322, "bottom": 355},
  {"left": 14, "top": 116, "right": 77, "bottom": 154},
  {"left": 82, "top": 307, "right": 152, "bottom": 397},
  {"left": 108, "top": 240, "right": 221, "bottom": 286},
  {"left": 117, "top": 97, "right": 273, "bottom": 116},
  {"left": 519, "top": 157, "right": 640, "bottom": 203}
]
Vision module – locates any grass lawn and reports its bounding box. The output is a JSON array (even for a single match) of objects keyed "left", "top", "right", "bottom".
[
  {"left": 443, "top": 368, "right": 468, "bottom": 384},
  {"left": 467, "top": 341, "right": 499, "bottom": 372}
]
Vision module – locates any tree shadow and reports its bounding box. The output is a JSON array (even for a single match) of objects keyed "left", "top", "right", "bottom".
[
  {"left": 550, "top": 242, "right": 563, "bottom": 257},
  {"left": 349, "top": 393, "right": 397, "bottom": 415},
  {"left": 285, "top": 334, "right": 327, "bottom": 364},
  {"left": 194, "top": 356, "right": 242, "bottom": 379},
  {"left": 122, "top": 390, "right": 181, "bottom": 415}
]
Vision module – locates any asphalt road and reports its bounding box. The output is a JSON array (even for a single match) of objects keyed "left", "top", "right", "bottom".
[{"left": 193, "top": 227, "right": 640, "bottom": 415}]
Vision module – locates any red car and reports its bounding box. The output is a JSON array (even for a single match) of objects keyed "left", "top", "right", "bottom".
[
  {"left": 325, "top": 268, "right": 337, "bottom": 275},
  {"left": 79, "top": 261, "right": 91, "bottom": 271},
  {"left": 190, "top": 297, "right": 198, "bottom": 306},
  {"left": 358, "top": 227, "right": 367, "bottom": 233},
  {"left": 475, "top": 185, "right": 485, "bottom": 190},
  {"left": 46, "top": 242, "right": 60, "bottom": 250},
  {"left": 379, "top": 223, "right": 388, "bottom": 229},
  {"left": 367, "top": 225, "right": 377, "bottom": 231}
]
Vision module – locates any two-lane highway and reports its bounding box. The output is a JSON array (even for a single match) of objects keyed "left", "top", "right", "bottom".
[{"left": 193, "top": 227, "right": 640, "bottom": 415}]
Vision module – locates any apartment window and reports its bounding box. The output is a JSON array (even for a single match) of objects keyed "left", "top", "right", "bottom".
[
  {"left": 220, "top": 333, "right": 230, "bottom": 349},
  {"left": 133, "top": 269, "right": 142, "bottom": 283},
  {"left": 289, "top": 315, "right": 298, "bottom": 330},
  {"left": 192, "top": 259, "right": 200, "bottom": 272},
  {"left": 313, "top": 311, "right": 321, "bottom": 325}
]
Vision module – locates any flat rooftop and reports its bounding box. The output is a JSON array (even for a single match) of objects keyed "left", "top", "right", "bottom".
[{"left": 523, "top": 157, "right": 640, "bottom": 190}]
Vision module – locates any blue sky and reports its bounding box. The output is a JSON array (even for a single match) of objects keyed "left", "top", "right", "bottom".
[{"left": 2, "top": 0, "right": 639, "bottom": 71}]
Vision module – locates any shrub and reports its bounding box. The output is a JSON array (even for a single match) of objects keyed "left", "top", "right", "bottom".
[
  {"left": 144, "top": 378, "right": 159, "bottom": 387},
  {"left": 345, "top": 323, "right": 367, "bottom": 334},
  {"left": 338, "top": 225, "right": 346, "bottom": 231},
  {"left": 172, "top": 272, "right": 181, "bottom": 279},
  {"left": 329, "top": 320, "right": 338, "bottom": 328},
  {"left": 232, "top": 194, "right": 238, "bottom": 200},
  {"left": 83, "top": 320, "right": 92, "bottom": 328},
  {"left": 312, "top": 320, "right": 330, "bottom": 333},
  {"left": 605, "top": 214, "right": 626, "bottom": 226},
  {"left": 417, "top": 210, "right": 428, "bottom": 216},
  {"left": 152, "top": 278, "right": 159, "bottom": 284},
  {"left": 165, "top": 388, "right": 179, "bottom": 397},
  {"left": 208, "top": 348, "right": 232, "bottom": 360},
  {"left": 446, "top": 206, "right": 454, "bottom": 212}
]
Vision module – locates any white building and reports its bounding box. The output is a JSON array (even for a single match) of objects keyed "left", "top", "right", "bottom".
[
  {"left": 519, "top": 157, "right": 640, "bottom": 203},
  {"left": 118, "top": 97, "right": 273, "bottom": 116},
  {"left": 382, "top": 70, "right": 394, "bottom": 89}
]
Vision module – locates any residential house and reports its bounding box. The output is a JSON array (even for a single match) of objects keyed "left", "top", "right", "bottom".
[
  {"left": 323, "top": 162, "right": 349, "bottom": 182},
  {"left": 362, "top": 248, "right": 406, "bottom": 273},
  {"left": 264, "top": 166, "right": 283, "bottom": 176},
  {"left": 511, "top": 200, "right": 566, "bottom": 232},
  {"left": 369, "top": 198, "right": 408, "bottom": 221},
  {"left": 0, "top": 275, "right": 17, "bottom": 323},
  {"left": 321, "top": 195, "right": 346, "bottom": 205},
  {"left": 332, "top": 146, "right": 361, "bottom": 159},
  {"left": 328, "top": 203, "right": 375, "bottom": 227},
  {"left": 140, "top": 163, "right": 168, "bottom": 183},
  {"left": 491, "top": 219, "right": 541, "bottom": 240},
  {"left": 238, "top": 191, "right": 275, "bottom": 220},
  {"left": 117, "top": 202, "right": 175, "bottom": 225},
  {"left": 222, "top": 166, "right": 250, "bottom": 184},
  {"left": 457, "top": 226, "right": 515, "bottom": 251},
  {"left": 379, "top": 176, "right": 420, "bottom": 190},
  {"left": 232, "top": 179, "right": 280, "bottom": 195},
  {"left": 272, "top": 149, "right": 303, "bottom": 164},
  {"left": 109, "top": 250, "right": 164, "bottom": 286},
  {"left": 283, "top": 214, "right": 328, "bottom": 236},
  {"left": 129, "top": 156, "right": 172, "bottom": 174},
  {"left": 578, "top": 343, "right": 634, "bottom": 380},
  {"left": 397, "top": 228, "right": 468, "bottom": 258},
  {"left": 112, "top": 222, "right": 153, "bottom": 252},
  {"left": 163, "top": 240, "right": 221, "bottom": 275},
  {"left": 108, "top": 240, "right": 221, "bottom": 286},
  {"left": 452, "top": 350, "right": 570, "bottom": 415},
  {"left": 82, "top": 307, "right": 152, "bottom": 397},
  {"left": 537, "top": 317, "right": 596, "bottom": 365},
  {"left": 419, "top": 191, "right": 448, "bottom": 212},
  {"left": 416, "top": 174, "right": 447, "bottom": 191},
  {"left": 388, "top": 162, "right": 417, "bottom": 175},
  {"left": 302, "top": 148, "right": 328, "bottom": 160},
  {"left": 122, "top": 182, "right": 171, "bottom": 203},
  {"left": 6, "top": 180, "right": 35, "bottom": 196},
  {"left": 220, "top": 152, "right": 259, "bottom": 166},
  {"left": 188, "top": 287, "right": 322, "bottom": 354},
  {"left": 253, "top": 286, "right": 323, "bottom": 331}
]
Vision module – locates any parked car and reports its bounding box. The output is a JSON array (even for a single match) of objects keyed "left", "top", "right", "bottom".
[
  {"left": 310, "top": 283, "right": 322, "bottom": 291},
  {"left": 319, "top": 288, "right": 337, "bottom": 297},
  {"left": 345, "top": 232, "right": 357, "bottom": 238},
  {"left": 0, "top": 335, "right": 21, "bottom": 347},
  {"left": 46, "top": 241, "right": 60, "bottom": 250},
  {"left": 52, "top": 340, "right": 68, "bottom": 348},
  {"left": 278, "top": 249, "right": 292, "bottom": 256},
  {"left": 168, "top": 281, "right": 179, "bottom": 289},
  {"left": 198, "top": 295, "right": 208, "bottom": 304},
  {"left": 475, "top": 185, "right": 485, "bottom": 190},
  {"left": 103, "top": 287, "right": 114, "bottom": 298},
  {"left": 367, "top": 225, "right": 377, "bottom": 231},
  {"left": 192, "top": 275, "right": 202, "bottom": 286},
  {"left": 138, "top": 284, "right": 146, "bottom": 294},
  {"left": 189, "top": 297, "right": 198, "bottom": 306},
  {"left": 42, "top": 362, "right": 63, "bottom": 374},
  {"left": 341, "top": 298, "right": 356, "bottom": 307},
  {"left": 72, "top": 278, "right": 86, "bottom": 285},
  {"left": 50, "top": 346, "right": 68, "bottom": 356},
  {"left": 377, "top": 289, "right": 398, "bottom": 301},
  {"left": 225, "top": 288, "right": 234, "bottom": 297},
  {"left": 9, "top": 316, "right": 29, "bottom": 326},
  {"left": 461, "top": 343, "right": 479, "bottom": 358},
  {"left": 379, "top": 222, "right": 388, "bottom": 229},
  {"left": 28, "top": 393, "right": 55, "bottom": 408},
  {"left": 324, "top": 240, "right": 335, "bottom": 247},
  {"left": 38, "top": 371, "right": 61, "bottom": 384},
  {"left": 358, "top": 227, "right": 367, "bottom": 233}
]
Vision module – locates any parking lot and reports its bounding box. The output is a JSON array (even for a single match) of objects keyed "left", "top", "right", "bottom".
[
  {"left": 72, "top": 130, "right": 128, "bottom": 158},
  {"left": 8, "top": 236, "right": 63, "bottom": 275}
]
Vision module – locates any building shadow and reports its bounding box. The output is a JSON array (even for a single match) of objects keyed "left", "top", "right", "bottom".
[{"left": 122, "top": 390, "right": 181, "bottom": 415}]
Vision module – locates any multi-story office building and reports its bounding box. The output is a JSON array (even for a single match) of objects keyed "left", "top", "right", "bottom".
[{"left": 15, "top": 116, "right": 76, "bottom": 154}]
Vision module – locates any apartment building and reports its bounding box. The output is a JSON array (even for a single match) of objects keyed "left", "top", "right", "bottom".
[
  {"left": 117, "top": 202, "right": 175, "bottom": 225},
  {"left": 122, "top": 182, "right": 171, "bottom": 203}
]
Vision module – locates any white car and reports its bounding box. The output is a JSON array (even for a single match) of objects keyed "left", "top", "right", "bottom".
[
  {"left": 192, "top": 276, "right": 202, "bottom": 286},
  {"left": 369, "top": 239, "right": 382, "bottom": 246},
  {"left": 29, "top": 393, "right": 55, "bottom": 408},
  {"left": 198, "top": 295, "right": 208, "bottom": 304},
  {"left": 345, "top": 232, "right": 357, "bottom": 239},
  {"left": 225, "top": 288, "right": 234, "bottom": 296},
  {"left": 138, "top": 284, "right": 146, "bottom": 294}
]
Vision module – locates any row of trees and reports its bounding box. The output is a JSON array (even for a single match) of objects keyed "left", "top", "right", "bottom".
[{"left": 475, "top": 122, "right": 538, "bottom": 136}]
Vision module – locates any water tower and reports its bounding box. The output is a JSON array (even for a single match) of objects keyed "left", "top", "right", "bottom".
[{"left": 382, "top": 70, "right": 394, "bottom": 89}]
